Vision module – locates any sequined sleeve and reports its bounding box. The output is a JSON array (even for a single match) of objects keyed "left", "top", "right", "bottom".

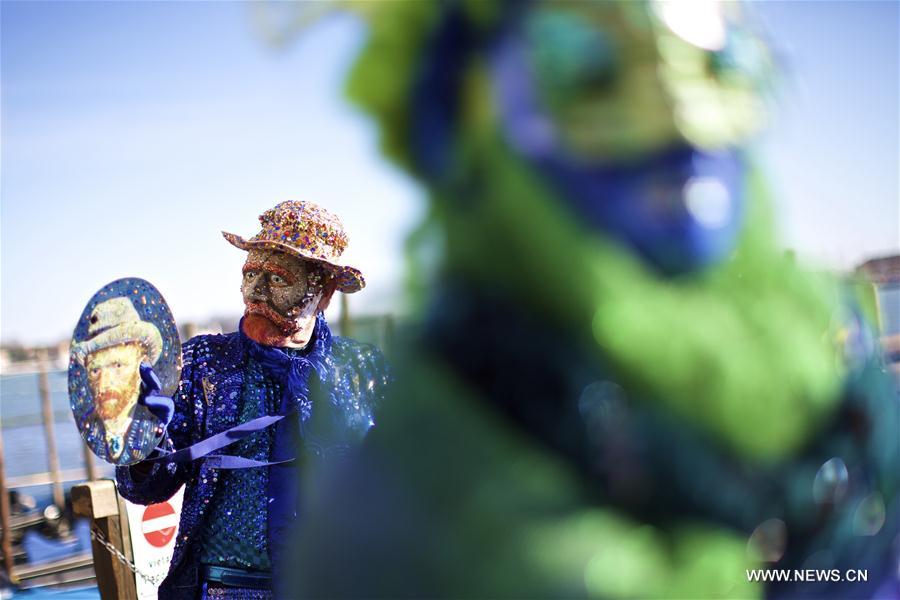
[
  {"left": 115, "top": 336, "right": 202, "bottom": 505},
  {"left": 303, "top": 337, "right": 391, "bottom": 459}
]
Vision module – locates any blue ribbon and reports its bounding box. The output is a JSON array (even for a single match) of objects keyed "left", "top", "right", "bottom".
[
  {"left": 241, "top": 313, "right": 332, "bottom": 578},
  {"left": 146, "top": 412, "right": 293, "bottom": 466},
  {"left": 147, "top": 314, "right": 332, "bottom": 470},
  {"left": 243, "top": 314, "right": 331, "bottom": 419}
]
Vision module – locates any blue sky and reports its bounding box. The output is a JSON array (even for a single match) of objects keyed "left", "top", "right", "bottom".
[
  {"left": 2, "top": 1, "right": 898, "bottom": 345},
  {"left": 755, "top": 1, "right": 899, "bottom": 270}
]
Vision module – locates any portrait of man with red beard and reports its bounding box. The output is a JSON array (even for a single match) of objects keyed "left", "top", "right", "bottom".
[{"left": 72, "top": 296, "right": 164, "bottom": 462}]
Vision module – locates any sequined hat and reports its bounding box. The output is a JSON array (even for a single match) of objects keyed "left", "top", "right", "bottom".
[{"left": 222, "top": 200, "right": 365, "bottom": 293}]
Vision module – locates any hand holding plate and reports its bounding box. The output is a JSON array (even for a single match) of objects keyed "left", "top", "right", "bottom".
[{"left": 139, "top": 362, "right": 174, "bottom": 428}]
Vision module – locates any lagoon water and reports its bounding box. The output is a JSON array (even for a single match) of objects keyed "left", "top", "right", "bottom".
[
  {"left": 1, "top": 370, "right": 114, "bottom": 516},
  {"left": 2, "top": 371, "right": 107, "bottom": 597}
]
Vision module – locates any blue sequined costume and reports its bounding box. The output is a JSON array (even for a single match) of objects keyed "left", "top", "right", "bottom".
[
  {"left": 199, "top": 355, "right": 281, "bottom": 572},
  {"left": 115, "top": 316, "right": 388, "bottom": 599}
]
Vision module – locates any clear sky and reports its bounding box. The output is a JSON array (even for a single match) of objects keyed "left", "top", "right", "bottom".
[{"left": 2, "top": 1, "right": 898, "bottom": 345}]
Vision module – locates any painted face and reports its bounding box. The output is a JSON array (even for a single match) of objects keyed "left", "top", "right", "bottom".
[
  {"left": 241, "top": 249, "right": 329, "bottom": 339},
  {"left": 85, "top": 343, "right": 145, "bottom": 423}
]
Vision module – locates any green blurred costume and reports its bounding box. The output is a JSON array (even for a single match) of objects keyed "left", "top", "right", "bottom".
[{"left": 289, "top": 2, "right": 899, "bottom": 597}]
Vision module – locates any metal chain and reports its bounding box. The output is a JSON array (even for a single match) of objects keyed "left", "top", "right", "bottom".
[{"left": 90, "top": 525, "right": 164, "bottom": 587}]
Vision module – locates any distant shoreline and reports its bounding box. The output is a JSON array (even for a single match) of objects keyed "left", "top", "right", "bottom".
[{"left": 1, "top": 361, "right": 67, "bottom": 376}]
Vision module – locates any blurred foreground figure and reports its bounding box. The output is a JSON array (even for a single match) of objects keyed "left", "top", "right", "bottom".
[{"left": 291, "top": 2, "right": 899, "bottom": 598}]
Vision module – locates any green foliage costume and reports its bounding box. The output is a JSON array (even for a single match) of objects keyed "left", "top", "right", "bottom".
[{"left": 288, "top": 2, "right": 899, "bottom": 597}]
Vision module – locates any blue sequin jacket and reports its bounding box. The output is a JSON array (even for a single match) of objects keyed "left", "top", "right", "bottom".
[{"left": 115, "top": 330, "right": 389, "bottom": 598}]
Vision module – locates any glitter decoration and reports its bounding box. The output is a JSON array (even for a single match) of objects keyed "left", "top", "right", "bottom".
[
  {"left": 578, "top": 380, "right": 628, "bottom": 435},
  {"left": 223, "top": 200, "right": 365, "bottom": 293},
  {"left": 747, "top": 518, "right": 787, "bottom": 563},
  {"left": 309, "top": 337, "right": 388, "bottom": 455},
  {"left": 200, "top": 358, "right": 279, "bottom": 571},
  {"left": 69, "top": 278, "right": 182, "bottom": 466},
  {"left": 813, "top": 457, "right": 849, "bottom": 505},
  {"left": 202, "top": 583, "right": 273, "bottom": 599},
  {"left": 853, "top": 492, "right": 886, "bottom": 536}
]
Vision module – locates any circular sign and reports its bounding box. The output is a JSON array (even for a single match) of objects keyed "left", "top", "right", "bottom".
[
  {"left": 68, "top": 278, "right": 181, "bottom": 465},
  {"left": 142, "top": 501, "right": 178, "bottom": 548}
]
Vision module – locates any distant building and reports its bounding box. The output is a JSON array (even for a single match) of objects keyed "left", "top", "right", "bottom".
[
  {"left": 180, "top": 315, "right": 240, "bottom": 341},
  {"left": 856, "top": 254, "right": 900, "bottom": 285},
  {"left": 856, "top": 254, "right": 900, "bottom": 380},
  {"left": 181, "top": 322, "right": 223, "bottom": 341},
  {"left": 855, "top": 255, "right": 900, "bottom": 335}
]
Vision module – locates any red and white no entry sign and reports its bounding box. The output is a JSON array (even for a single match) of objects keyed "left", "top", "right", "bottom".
[
  {"left": 141, "top": 502, "right": 178, "bottom": 548},
  {"left": 125, "top": 485, "right": 184, "bottom": 599}
]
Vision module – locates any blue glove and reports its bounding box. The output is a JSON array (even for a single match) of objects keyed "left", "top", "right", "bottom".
[{"left": 139, "top": 362, "right": 174, "bottom": 428}]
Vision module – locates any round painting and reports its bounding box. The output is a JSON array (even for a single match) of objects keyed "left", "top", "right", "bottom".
[{"left": 68, "top": 278, "right": 181, "bottom": 466}]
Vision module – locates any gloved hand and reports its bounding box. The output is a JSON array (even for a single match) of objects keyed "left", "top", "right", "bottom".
[{"left": 139, "top": 362, "right": 175, "bottom": 428}]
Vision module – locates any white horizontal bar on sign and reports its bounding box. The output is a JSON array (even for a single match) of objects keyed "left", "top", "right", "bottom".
[{"left": 141, "top": 514, "right": 179, "bottom": 533}]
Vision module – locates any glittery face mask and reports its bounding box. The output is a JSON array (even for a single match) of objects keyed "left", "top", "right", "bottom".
[{"left": 241, "top": 249, "right": 328, "bottom": 336}]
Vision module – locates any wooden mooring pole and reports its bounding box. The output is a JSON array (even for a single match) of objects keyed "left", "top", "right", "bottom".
[
  {"left": 38, "top": 355, "right": 65, "bottom": 508},
  {"left": 0, "top": 426, "right": 19, "bottom": 585},
  {"left": 82, "top": 442, "right": 97, "bottom": 483},
  {"left": 72, "top": 480, "right": 138, "bottom": 599},
  {"left": 340, "top": 293, "right": 352, "bottom": 338}
]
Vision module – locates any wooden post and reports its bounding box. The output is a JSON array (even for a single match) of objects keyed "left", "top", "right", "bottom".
[
  {"left": 382, "top": 315, "right": 395, "bottom": 359},
  {"left": 38, "top": 356, "right": 64, "bottom": 508},
  {"left": 340, "top": 293, "right": 352, "bottom": 338},
  {"left": 0, "top": 427, "right": 19, "bottom": 585},
  {"left": 72, "top": 480, "right": 137, "bottom": 600},
  {"left": 82, "top": 442, "right": 97, "bottom": 482}
]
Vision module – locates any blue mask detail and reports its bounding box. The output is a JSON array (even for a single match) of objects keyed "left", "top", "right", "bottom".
[{"left": 540, "top": 147, "right": 745, "bottom": 275}]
